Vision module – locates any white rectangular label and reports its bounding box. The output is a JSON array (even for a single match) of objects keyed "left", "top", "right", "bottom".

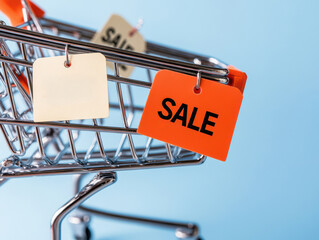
[{"left": 33, "top": 53, "right": 109, "bottom": 122}]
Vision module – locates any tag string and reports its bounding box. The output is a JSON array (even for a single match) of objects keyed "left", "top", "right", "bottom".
[{"left": 129, "top": 18, "right": 143, "bottom": 37}]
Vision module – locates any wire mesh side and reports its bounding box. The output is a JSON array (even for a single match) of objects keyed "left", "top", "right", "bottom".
[{"left": 0, "top": 22, "right": 209, "bottom": 177}]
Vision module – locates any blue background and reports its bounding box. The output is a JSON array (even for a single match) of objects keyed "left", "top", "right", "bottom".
[{"left": 0, "top": 0, "right": 318, "bottom": 239}]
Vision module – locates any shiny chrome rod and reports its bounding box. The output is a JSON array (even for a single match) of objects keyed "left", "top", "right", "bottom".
[
  {"left": 1, "top": 155, "right": 206, "bottom": 178},
  {"left": 42, "top": 17, "right": 228, "bottom": 69},
  {"left": 74, "top": 173, "right": 200, "bottom": 239},
  {"left": 51, "top": 172, "right": 117, "bottom": 240},
  {"left": 0, "top": 119, "right": 138, "bottom": 134},
  {"left": 0, "top": 24, "right": 229, "bottom": 82}
]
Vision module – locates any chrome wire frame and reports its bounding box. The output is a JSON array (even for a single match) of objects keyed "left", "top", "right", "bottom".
[
  {"left": 0, "top": 3, "right": 229, "bottom": 239},
  {"left": 52, "top": 172, "right": 201, "bottom": 240},
  {"left": 0, "top": 24, "right": 210, "bottom": 177},
  {"left": 0, "top": 19, "right": 232, "bottom": 177},
  {"left": 76, "top": 173, "right": 200, "bottom": 238}
]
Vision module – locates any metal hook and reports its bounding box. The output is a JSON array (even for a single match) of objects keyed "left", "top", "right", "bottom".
[
  {"left": 64, "top": 44, "right": 71, "bottom": 67},
  {"left": 195, "top": 71, "right": 201, "bottom": 90},
  {"left": 129, "top": 18, "right": 143, "bottom": 37}
]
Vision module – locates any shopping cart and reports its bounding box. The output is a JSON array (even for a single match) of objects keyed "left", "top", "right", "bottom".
[{"left": 0, "top": 1, "right": 247, "bottom": 239}]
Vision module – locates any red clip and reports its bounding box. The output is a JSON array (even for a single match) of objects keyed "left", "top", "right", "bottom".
[
  {"left": 227, "top": 65, "right": 247, "bottom": 94},
  {"left": 0, "top": 0, "right": 45, "bottom": 27}
]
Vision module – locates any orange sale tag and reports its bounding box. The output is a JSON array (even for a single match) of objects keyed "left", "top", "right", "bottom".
[{"left": 137, "top": 70, "right": 244, "bottom": 161}]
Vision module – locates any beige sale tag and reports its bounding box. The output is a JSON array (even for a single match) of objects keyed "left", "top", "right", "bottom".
[
  {"left": 91, "top": 14, "right": 146, "bottom": 78},
  {"left": 33, "top": 53, "right": 109, "bottom": 122}
]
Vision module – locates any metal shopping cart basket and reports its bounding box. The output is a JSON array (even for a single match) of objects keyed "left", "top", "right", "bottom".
[{"left": 0, "top": 1, "right": 247, "bottom": 239}]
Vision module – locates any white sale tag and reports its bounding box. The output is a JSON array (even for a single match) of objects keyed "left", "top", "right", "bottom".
[
  {"left": 33, "top": 53, "right": 109, "bottom": 122},
  {"left": 91, "top": 14, "right": 146, "bottom": 78}
]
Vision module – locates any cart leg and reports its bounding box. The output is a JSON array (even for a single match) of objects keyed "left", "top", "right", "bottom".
[
  {"left": 0, "top": 178, "right": 8, "bottom": 187},
  {"left": 68, "top": 174, "right": 92, "bottom": 240},
  {"left": 73, "top": 174, "right": 201, "bottom": 239},
  {"left": 51, "top": 172, "right": 116, "bottom": 240},
  {"left": 69, "top": 214, "right": 91, "bottom": 240}
]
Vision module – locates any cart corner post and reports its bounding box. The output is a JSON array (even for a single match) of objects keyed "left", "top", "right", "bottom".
[{"left": 50, "top": 172, "right": 117, "bottom": 240}]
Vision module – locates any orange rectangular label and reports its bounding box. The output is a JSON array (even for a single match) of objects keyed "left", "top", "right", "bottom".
[{"left": 137, "top": 70, "right": 244, "bottom": 161}]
